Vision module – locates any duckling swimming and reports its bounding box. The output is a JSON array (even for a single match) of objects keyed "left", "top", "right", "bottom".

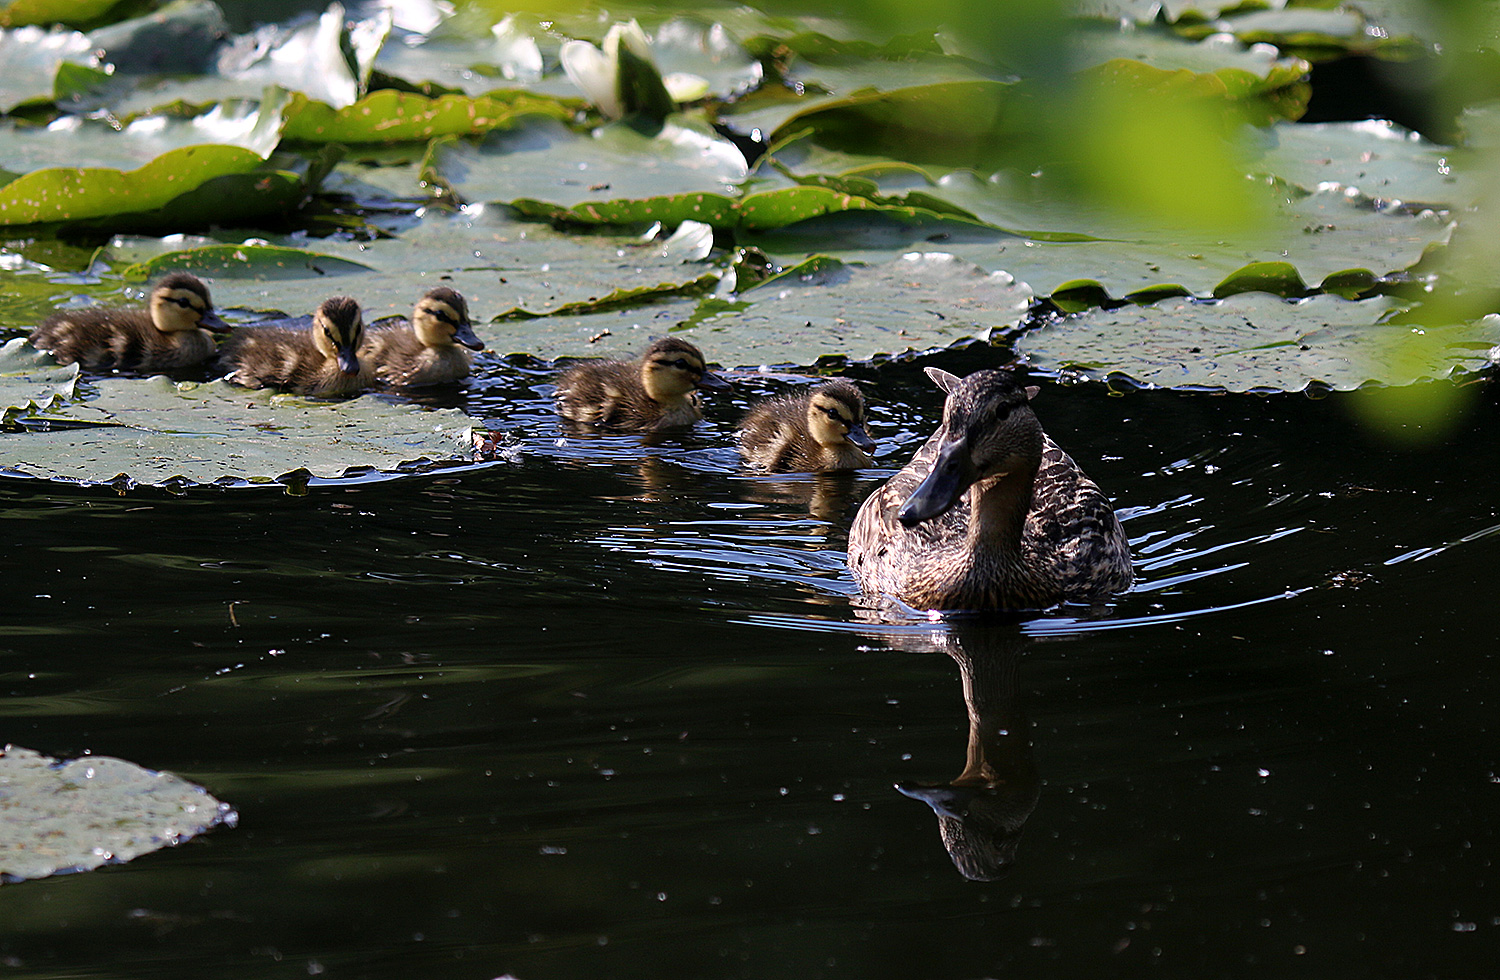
[
  {"left": 554, "top": 337, "right": 727, "bottom": 430},
  {"left": 847, "top": 367, "right": 1132, "bottom": 612},
  {"left": 738, "top": 380, "right": 876, "bottom": 472},
  {"left": 218, "top": 296, "right": 371, "bottom": 396},
  {"left": 365, "top": 286, "right": 483, "bottom": 387},
  {"left": 29, "top": 272, "right": 230, "bottom": 372}
]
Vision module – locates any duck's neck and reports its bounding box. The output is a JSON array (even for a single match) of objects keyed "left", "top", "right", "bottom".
[{"left": 964, "top": 469, "right": 1035, "bottom": 561}]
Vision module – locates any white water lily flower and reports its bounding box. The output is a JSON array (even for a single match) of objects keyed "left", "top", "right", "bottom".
[{"left": 561, "top": 20, "right": 703, "bottom": 121}]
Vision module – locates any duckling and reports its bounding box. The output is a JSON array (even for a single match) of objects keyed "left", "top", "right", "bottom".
[
  {"left": 29, "top": 272, "right": 230, "bottom": 372},
  {"left": 738, "top": 380, "right": 877, "bottom": 472},
  {"left": 364, "top": 286, "right": 484, "bottom": 387},
  {"left": 554, "top": 336, "right": 727, "bottom": 430},
  {"left": 218, "top": 296, "right": 372, "bottom": 396},
  {"left": 847, "top": 367, "right": 1133, "bottom": 612}
]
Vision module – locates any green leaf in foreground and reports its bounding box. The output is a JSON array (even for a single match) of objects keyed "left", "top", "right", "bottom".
[
  {"left": 6, "top": 378, "right": 480, "bottom": 487},
  {"left": 1017, "top": 292, "right": 1500, "bottom": 392},
  {"left": 0, "top": 337, "right": 78, "bottom": 418},
  {"left": 0, "top": 744, "right": 235, "bottom": 885},
  {"left": 282, "top": 90, "right": 574, "bottom": 144}
]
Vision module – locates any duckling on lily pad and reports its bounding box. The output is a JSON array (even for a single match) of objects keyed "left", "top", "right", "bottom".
[
  {"left": 738, "top": 380, "right": 876, "bottom": 472},
  {"left": 365, "top": 286, "right": 484, "bottom": 388},
  {"left": 847, "top": 367, "right": 1133, "bottom": 612},
  {"left": 29, "top": 272, "right": 230, "bottom": 373},
  {"left": 218, "top": 296, "right": 372, "bottom": 397},
  {"left": 555, "top": 337, "right": 727, "bottom": 430}
]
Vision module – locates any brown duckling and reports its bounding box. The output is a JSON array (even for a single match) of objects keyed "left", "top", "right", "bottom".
[
  {"left": 554, "top": 336, "right": 727, "bottom": 430},
  {"left": 364, "top": 286, "right": 483, "bottom": 387},
  {"left": 29, "top": 272, "right": 230, "bottom": 372},
  {"left": 738, "top": 380, "right": 876, "bottom": 472},
  {"left": 218, "top": 296, "right": 372, "bottom": 396},
  {"left": 847, "top": 367, "right": 1133, "bottom": 612}
]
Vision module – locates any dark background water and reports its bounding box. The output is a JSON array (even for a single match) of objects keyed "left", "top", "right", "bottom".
[{"left": 2, "top": 356, "right": 1497, "bottom": 978}]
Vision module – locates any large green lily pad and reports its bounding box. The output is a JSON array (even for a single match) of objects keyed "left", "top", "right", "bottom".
[
  {"left": 1017, "top": 292, "right": 1500, "bottom": 391},
  {"left": 281, "top": 89, "right": 573, "bottom": 144},
  {"left": 0, "top": 25, "right": 96, "bottom": 112},
  {"left": 7, "top": 377, "right": 480, "bottom": 487},
  {"left": 1250, "top": 120, "right": 1466, "bottom": 207},
  {"left": 0, "top": 337, "right": 78, "bottom": 418},
  {"left": 0, "top": 744, "right": 235, "bottom": 885}
]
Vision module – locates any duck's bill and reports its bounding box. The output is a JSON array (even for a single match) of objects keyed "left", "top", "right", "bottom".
[
  {"left": 454, "top": 321, "right": 484, "bottom": 351},
  {"left": 336, "top": 348, "right": 362, "bottom": 375},
  {"left": 199, "top": 310, "right": 232, "bottom": 334},
  {"left": 898, "top": 437, "right": 972, "bottom": 526},
  {"left": 697, "top": 369, "right": 730, "bottom": 389},
  {"left": 846, "top": 423, "right": 876, "bottom": 451}
]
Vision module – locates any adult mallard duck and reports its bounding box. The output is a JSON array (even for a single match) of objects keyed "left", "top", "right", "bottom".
[
  {"left": 29, "top": 272, "right": 230, "bottom": 372},
  {"left": 364, "top": 286, "right": 484, "bottom": 387},
  {"left": 738, "top": 380, "right": 877, "bottom": 472},
  {"left": 847, "top": 367, "right": 1133, "bottom": 612},
  {"left": 218, "top": 296, "right": 372, "bottom": 397},
  {"left": 555, "top": 336, "right": 727, "bottom": 430}
]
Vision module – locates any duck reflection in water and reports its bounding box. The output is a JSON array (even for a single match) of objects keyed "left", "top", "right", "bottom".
[
  {"left": 739, "top": 470, "right": 866, "bottom": 525},
  {"left": 881, "top": 624, "right": 1039, "bottom": 881}
]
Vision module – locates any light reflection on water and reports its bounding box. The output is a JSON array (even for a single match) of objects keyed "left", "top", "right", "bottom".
[{"left": 1, "top": 361, "right": 1498, "bottom": 979}]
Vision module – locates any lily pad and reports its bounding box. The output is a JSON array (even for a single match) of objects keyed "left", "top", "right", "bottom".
[
  {"left": 214, "top": 2, "right": 378, "bottom": 110},
  {"left": 282, "top": 89, "right": 573, "bottom": 144},
  {"left": 0, "top": 25, "right": 97, "bottom": 112},
  {"left": 1250, "top": 120, "right": 1466, "bottom": 207},
  {"left": 6, "top": 377, "right": 479, "bottom": 487},
  {"left": 1017, "top": 292, "right": 1500, "bottom": 391},
  {"left": 0, "top": 337, "right": 78, "bottom": 418},
  {"left": 0, "top": 744, "right": 235, "bottom": 885}
]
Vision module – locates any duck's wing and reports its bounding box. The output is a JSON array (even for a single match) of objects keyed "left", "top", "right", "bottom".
[{"left": 1026, "top": 438, "right": 1134, "bottom": 598}]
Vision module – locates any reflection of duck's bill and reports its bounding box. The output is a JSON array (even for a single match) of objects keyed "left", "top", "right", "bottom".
[{"left": 895, "top": 781, "right": 970, "bottom": 819}]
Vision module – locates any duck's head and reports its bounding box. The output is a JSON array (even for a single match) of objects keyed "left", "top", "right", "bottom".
[
  {"left": 897, "top": 368, "right": 1043, "bottom": 528},
  {"left": 150, "top": 272, "right": 230, "bottom": 335},
  {"left": 312, "top": 296, "right": 365, "bottom": 376},
  {"left": 806, "top": 380, "right": 876, "bottom": 452},
  {"left": 640, "top": 337, "right": 728, "bottom": 402},
  {"left": 413, "top": 286, "right": 483, "bottom": 351}
]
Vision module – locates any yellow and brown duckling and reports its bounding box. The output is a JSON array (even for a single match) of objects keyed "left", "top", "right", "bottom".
[
  {"left": 364, "top": 286, "right": 483, "bottom": 387},
  {"left": 29, "top": 272, "right": 230, "bottom": 372},
  {"left": 738, "top": 380, "right": 877, "bottom": 472},
  {"left": 847, "top": 367, "right": 1133, "bottom": 612},
  {"left": 218, "top": 295, "right": 372, "bottom": 397},
  {"left": 554, "top": 336, "right": 727, "bottom": 430}
]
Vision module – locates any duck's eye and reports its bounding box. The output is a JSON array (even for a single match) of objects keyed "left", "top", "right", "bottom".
[
  {"left": 673, "top": 358, "right": 693, "bottom": 371},
  {"left": 824, "top": 407, "right": 847, "bottom": 424}
]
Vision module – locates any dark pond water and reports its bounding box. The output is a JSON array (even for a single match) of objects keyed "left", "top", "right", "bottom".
[{"left": 2, "top": 353, "right": 1498, "bottom": 979}]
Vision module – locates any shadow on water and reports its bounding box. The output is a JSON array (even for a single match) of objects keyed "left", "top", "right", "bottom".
[{"left": 2, "top": 359, "right": 1499, "bottom": 978}]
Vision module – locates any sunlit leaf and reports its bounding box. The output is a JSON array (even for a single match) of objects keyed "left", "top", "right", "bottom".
[
  {"left": 0, "top": 745, "right": 236, "bottom": 884},
  {"left": 86, "top": 0, "right": 229, "bottom": 75},
  {"left": 282, "top": 89, "right": 572, "bottom": 143},
  {"left": 7, "top": 377, "right": 479, "bottom": 486},
  {"left": 1017, "top": 291, "right": 1500, "bottom": 391},
  {"left": 0, "top": 25, "right": 96, "bottom": 112},
  {"left": 1250, "top": 120, "right": 1464, "bottom": 206}
]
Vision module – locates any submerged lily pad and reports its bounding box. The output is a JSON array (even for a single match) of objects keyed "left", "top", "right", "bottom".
[
  {"left": 1017, "top": 292, "right": 1500, "bottom": 391},
  {"left": 7, "top": 378, "right": 479, "bottom": 487},
  {"left": 0, "top": 744, "right": 235, "bottom": 884},
  {"left": 0, "top": 337, "right": 78, "bottom": 418}
]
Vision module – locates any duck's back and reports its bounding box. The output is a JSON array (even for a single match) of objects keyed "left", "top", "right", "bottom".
[
  {"left": 220, "top": 323, "right": 368, "bottom": 396},
  {"left": 32, "top": 310, "right": 215, "bottom": 372},
  {"left": 365, "top": 324, "right": 471, "bottom": 387},
  {"left": 849, "top": 435, "right": 1132, "bottom": 610},
  {"left": 556, "top": 359, "right": 696, "bottom": 428},
  {"left": 739, "top": 393, "right": 816, "bottom": 470}
]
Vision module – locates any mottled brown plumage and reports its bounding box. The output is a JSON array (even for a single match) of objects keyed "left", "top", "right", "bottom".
[
  {"left": 29, "top": 272, "right": 229, "bottom": 372},
  {"left": 848, "top": 367, "right": 1133, "bottom": 612},
  {"left": 554, "top": 337, "right": 727, "bottom": 430},
  {"left": 219, "top": 296, "right": 372, "bottom": 397},
  {"left": 738, "top": 380, "right": 876, "bottom": 472},
  {"left": 365, "top": 286, "right": 483, "bottom": 387}
]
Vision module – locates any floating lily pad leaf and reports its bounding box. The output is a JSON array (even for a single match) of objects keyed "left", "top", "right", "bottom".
[
  {"left": 6, "top": 377, "right": 479, "bottom": 486},
  {"left": 649, "top": 18, "right": 764, "bottom": 101},
  {"left": 477, "top": 295, "right": 706, "bottom": 361},
  {"left": 123, "top": 244, "right": 375, "bottom": 281},
  {"left": 0, "top": 745, "right": 236, "bottom": 884},
  {"left": 0, "top": 0, "right": 126, "bottom": 29},
  {"left": 282, "top": 89, "right": 572, "bottom": 143},
  {"left": 426, "top": 114, "right": 748, "bottom": 211},
  {"left": 0, "top": 25, "right": 97, "bottom": 112},
  {"left": 323, "top": 147, "right": 430, "bottom": 204},
  {"left": 679, "top": 251, "right": 1033, "bottom": 368},
  {"left": 1069, "top": 0, "right": 1247, "bottom": 22},
  {"left": 1250, "top": 120, "right": 1464, "bottom": 207},
  {"left": 1198, "top": 7, "right": 1371, "bottom": 50},
  {"left": 1018, "top": 292, "right": 1500, "bottom": 391},
  {"left": 216, "top": 2, "right": 376, "bottom": 110},
  {"left": 0, "top": 338, "right": 77, "bottom": 418},
  {"left": 1069, "top": 24, "right": 1310, "bottom": 86},
  {"left": 86, "top": 0, "right": 229, "bottom": 75},
  {"left": 375, "top": 15, "right": 545, "bottom": 94}
]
